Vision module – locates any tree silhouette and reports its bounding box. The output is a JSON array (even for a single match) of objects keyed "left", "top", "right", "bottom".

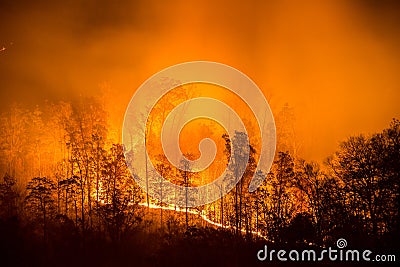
[
  {"left": 0, "top": 173, "right": 19, "bottom": 219},
  {"left": 327, "top": 119, "right": 400, "bottom": 240},
  {"left": 64, "top": 97, "right": 108, "bottom": 234},
  {"left": 222, "top": 131, "right": 256, "bottom": 235},
  {"left": 294, "top": 159, "right": 324, "bottom": 242},
  {"left": 58, "top": 175, "right": 80, "bottom": 224},
  {"left": 97, "top": 144, "right": 143, "bottom": 242},
  {"left": 267, "top": 151, "right": 296, "bottom": 241},
  {"left": 25, "top": 177, "right": 56, "bottom": 242},
  {"left": 178, "top": 153, "right": 196, "bottom": 229},
  {"left": 153, "top": 154, "right": 173, "bottom": 231}
]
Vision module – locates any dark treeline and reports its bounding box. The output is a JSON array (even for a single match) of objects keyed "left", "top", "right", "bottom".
[{"left": 0, "top": 98, "right": 399, "bottom": 266}]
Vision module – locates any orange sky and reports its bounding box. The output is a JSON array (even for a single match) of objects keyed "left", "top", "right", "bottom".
[{"left": 1, "top": 0, "right": 399, "bottom": 161}]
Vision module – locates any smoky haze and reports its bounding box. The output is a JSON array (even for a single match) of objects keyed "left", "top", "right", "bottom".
[{"left": 1, "top": 0, "right": 399, "bottom": 161}]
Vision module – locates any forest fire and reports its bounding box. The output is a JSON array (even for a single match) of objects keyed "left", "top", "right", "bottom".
[{"left": 0, "top": 98, "right": 398, "bottom": 257}]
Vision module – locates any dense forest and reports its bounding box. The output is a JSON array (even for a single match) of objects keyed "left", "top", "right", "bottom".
[{"left": 0, "top": 97, "right": 399, "bottom": 267}]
